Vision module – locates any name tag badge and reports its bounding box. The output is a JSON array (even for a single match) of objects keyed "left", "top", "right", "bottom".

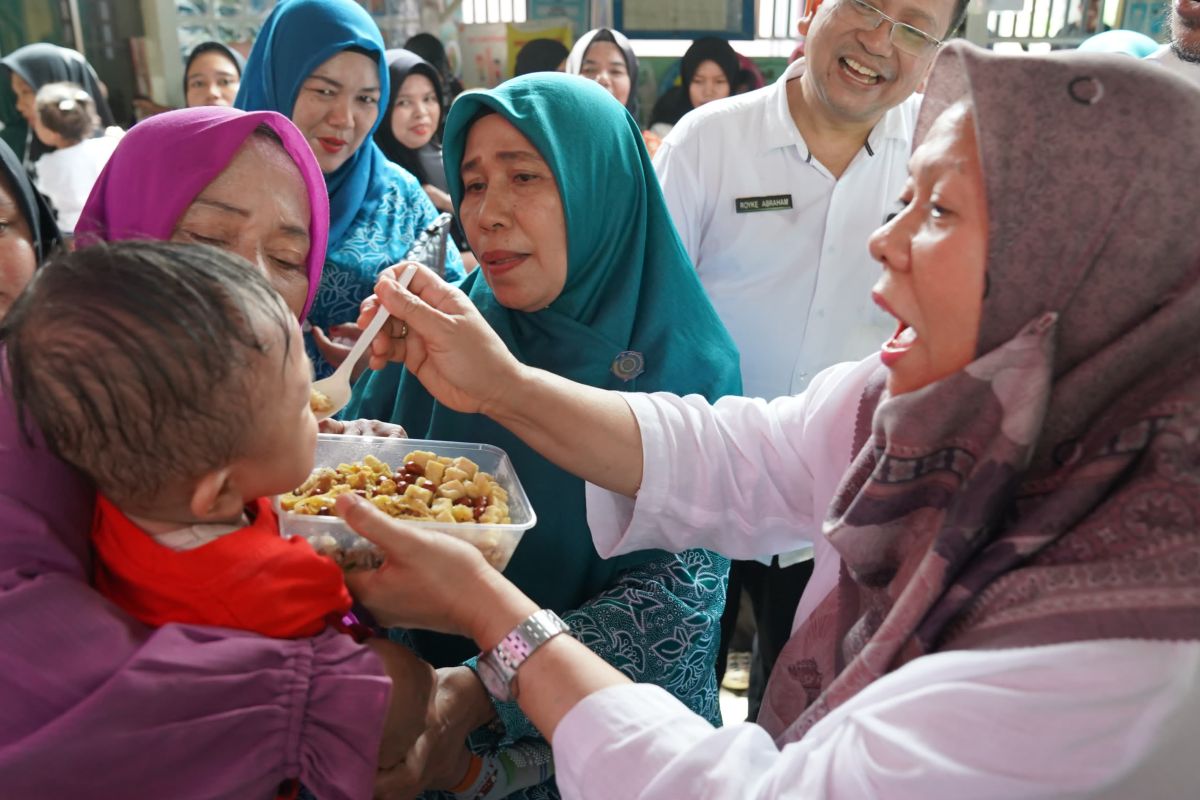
[{"left": 735, "top": 194, "right": 793, "bottom": 214}]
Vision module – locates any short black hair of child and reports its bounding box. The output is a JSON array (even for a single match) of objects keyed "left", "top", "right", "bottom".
[{"left": 1, "top": 240, "right": 294, "bottom": 506}]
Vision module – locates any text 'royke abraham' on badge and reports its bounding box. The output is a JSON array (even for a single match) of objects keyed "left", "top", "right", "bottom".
[{"left": 735, "top": 194, "right": 794, "bottom": 213}]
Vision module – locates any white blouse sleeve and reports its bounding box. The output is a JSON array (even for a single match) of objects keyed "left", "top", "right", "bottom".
[
  {"left": 586, "top": 357, "right": 875, "bottom": 562},
  {"left": 553, "top": 639, "right": 1200, "bottom": 800}
]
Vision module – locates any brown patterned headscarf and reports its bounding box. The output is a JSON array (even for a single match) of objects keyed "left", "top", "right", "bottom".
[{"left": 758, "top": 41, "right": 1200, "bottom": 743}]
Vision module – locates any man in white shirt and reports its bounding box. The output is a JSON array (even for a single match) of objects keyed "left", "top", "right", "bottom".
[
  {"left": 1146, "top": 0, "right": 1200, "bottom": 87},
  {"left": 653, "top": 0, "right": 969, "bottom": 720}
]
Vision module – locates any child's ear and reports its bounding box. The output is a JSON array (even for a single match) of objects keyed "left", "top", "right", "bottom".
[{"left": 190, "top": 467, "right": 240, "bottom": 520}]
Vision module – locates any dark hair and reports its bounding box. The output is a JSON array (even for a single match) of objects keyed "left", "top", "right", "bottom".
[
  {"left": 34, "top": 82, "right": 98, "bottom": 144},
  {"left": 0, "top": 240, "right": 294, "bottom": 505},
  {"left": 514, "top": 39, "right": 569, "bottom": 76},
  {"left": 404, "top": 33, "right": 449, "bottom": 72},
  {"left": 948, "top": 0, "right": 971, "bottom": 37}
]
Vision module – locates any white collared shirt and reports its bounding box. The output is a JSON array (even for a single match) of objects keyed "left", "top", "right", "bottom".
[
  {"left": 1146, "top": 44, "right": 1200, "bottom": 88},
  {"left": 654, "top": 58, "right": 919, "bottom": 400},
  {"left": 575, "top": 366, "right": 1200, "bottom": 799},
  {"left": 554, "top": 640, "right": 1200, "bottom": 800},
  {"left": 585, "top": 357, "right": 874, "bottom": 626}
]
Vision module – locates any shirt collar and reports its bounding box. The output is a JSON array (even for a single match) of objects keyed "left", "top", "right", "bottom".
[
  {"left": 762, "top": 57, "right": 915, "bottom": 158},
  {"left": 760, "top": 58, "right": 810, "bottom": 156}
]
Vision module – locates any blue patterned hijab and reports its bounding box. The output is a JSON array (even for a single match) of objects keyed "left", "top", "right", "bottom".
[{"left": 234, "top": 0, "right": 389, "bottom": 248}]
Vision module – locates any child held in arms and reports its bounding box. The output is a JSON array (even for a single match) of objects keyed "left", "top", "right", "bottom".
[
  {"left": 1, "top": 240, "right": 351, "bottom": 637},
  {"left": 2, "top": 240, "right": 546, "bottom": 800},
  {"left": 30, "top": 82, "right": 119, "bottom": 233}
]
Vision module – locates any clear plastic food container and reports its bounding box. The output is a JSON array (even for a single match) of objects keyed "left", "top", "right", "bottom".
[{"left": 278, "top": 434, "right": 536, "bottom": 572}]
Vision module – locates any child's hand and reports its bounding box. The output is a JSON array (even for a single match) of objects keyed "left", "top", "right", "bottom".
[
  {"left": 318, "top": 418, "right": 408, "bottom": 438},
  {"left": 312, "top": 322, "right": 371, "bottom": 382},
  {"left": 375, "top": 666, "right": 497, "bottom": 798},
  {"left": 365, "top": 638, "right": 436, "bottom": 776}
]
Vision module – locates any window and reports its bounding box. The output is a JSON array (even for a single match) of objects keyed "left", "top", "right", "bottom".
[
  {"left": 758, "top": 0, "right": 804, "bottom": 40},
  {"left": 461, "top": 0, "right": 529, "bottom": 24}
]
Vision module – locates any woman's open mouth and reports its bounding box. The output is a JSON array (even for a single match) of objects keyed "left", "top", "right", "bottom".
[
  {"left": 318, "top": 136, "right": 346, "bottom": 154},
  {"left": 873, "top": 292, "right": 917, "bottom": 367},
  {"left": 881, "top": 322, "right": 918, "bottom": 367}
]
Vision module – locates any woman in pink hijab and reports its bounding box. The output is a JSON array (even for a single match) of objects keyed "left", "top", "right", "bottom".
[
  {"left": 1, "top": 106, "right": 429, "bottom": 799},
  {"left": 77, "top": 105, "right": 327, "bottom": 320}
]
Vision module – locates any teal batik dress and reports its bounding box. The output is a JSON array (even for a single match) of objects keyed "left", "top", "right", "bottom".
[{"left": 347, "top": 72, "right": 743, "bottom": 799}]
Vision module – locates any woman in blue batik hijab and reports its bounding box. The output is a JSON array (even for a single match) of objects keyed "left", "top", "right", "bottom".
[
  {"left": 347, "top": 73, "right": 741, "bottom": 799},
  {"left": 235, "top": 0, "right": 463, "bottom": 377}
]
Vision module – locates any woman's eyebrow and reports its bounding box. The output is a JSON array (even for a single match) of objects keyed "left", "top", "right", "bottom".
[
  {"left": 306, "top": 74, "right": 343, "bottom": 89},
  {"left": 460, "top": 151, "right": 543, "bottom": 172},
  {"left": 189, "top": 67, "right": 238, "bottom": 79},
  {"left": 278, "top": 224, "right": 310, "bottom": 243},
  {"left": 583, "top": 56, "right": 626, "bottom": 67},
  {"left": 188, "top": 198, "right": 310, "bottom": 241},
  {"left": 191, "top": 197, "right": 249, "bottom": 217}
]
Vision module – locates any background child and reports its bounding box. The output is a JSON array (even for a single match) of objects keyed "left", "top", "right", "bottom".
[{"left": 31, "top": 81, "right": 120, "bottom": 233}]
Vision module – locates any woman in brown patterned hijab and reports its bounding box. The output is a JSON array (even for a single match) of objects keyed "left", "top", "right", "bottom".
[
  {"left": 759, "top": 40, "right": 1200, "bottom": 742},
  {"left": 314, "top": 40, "right": 1198, "bottom": 797}
]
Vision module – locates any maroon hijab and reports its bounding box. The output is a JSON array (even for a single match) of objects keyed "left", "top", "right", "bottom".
[{"left": 759, "top": 41, "right": 1200, "bottom": 741}]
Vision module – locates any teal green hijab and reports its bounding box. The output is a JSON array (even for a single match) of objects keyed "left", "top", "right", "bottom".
[{"left": 348, "top": 73, "right": 740, "bottom": 665}]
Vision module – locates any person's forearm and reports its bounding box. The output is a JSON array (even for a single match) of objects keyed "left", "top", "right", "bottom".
[
  {"left": 483, "top": 365, "right": 644, "bottom": 497},
  {"left": 468, "top": 572, "right": 630, "bottom": 742}
]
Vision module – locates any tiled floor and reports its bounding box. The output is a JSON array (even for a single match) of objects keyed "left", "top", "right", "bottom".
[{"left": 719, "top": 687, "right": 749, "bottom": 725}]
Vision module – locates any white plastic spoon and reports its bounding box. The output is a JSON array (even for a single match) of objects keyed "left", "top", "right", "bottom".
[{"left": 310, "top": 263, "right": 417, "bottom": 420}]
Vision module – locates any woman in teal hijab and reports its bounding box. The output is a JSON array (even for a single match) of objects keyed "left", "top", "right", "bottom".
[
  {"left": 235, "top": 0, "right": 463, "bottom": 378},
  {"left": 348, "top": 73, "right": 741, "bottom": 798}
]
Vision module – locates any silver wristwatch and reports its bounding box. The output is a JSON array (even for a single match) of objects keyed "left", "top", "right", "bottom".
[{"left": 476, "top": 609, "right": 571, "bottom": 702}]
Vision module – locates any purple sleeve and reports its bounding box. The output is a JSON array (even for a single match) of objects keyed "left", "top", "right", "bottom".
[{"left": 0, "top": 392, "right": 391, "bottom": 800}]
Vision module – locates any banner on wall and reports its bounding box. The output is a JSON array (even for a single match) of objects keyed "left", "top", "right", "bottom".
[
  {"left": 613, "top": 0, "right": 755, "bottom": 39},
  {"left": 528, "top": 0, "right": 590, "bottom": 37},
  {"left": 459, "top": 23, "right": 508, "bottom": 88}
]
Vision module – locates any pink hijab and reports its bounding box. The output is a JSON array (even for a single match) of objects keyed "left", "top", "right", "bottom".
[
  {"left": 76, "top": 106, "right": 329, "bottom": 321},
  {"left": 760, "top": 42, "right": 1200, "bottom": 742}
]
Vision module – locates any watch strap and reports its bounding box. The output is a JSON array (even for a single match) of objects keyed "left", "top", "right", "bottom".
[{"left": 476, "top": 609, "right": 571, "bottom": 702}]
